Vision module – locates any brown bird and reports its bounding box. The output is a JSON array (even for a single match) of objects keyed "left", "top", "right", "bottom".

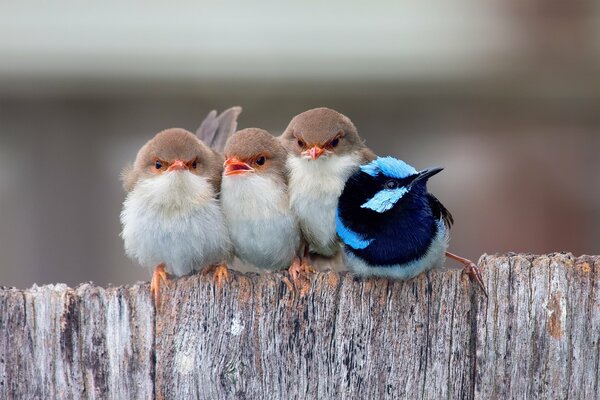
[
  {"left": 120, "top": 107, "right": 240, "bottom": 305},
  {"left": 220, "top": 128, "right": 302, "bottom": 280},
  {"left": 280, "top": 107, "right": 375, "bottom": 273}
]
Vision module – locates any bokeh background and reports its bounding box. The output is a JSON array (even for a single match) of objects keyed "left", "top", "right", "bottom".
[{"left": 0, "top": 1, "right": 598, "bottom": 288}]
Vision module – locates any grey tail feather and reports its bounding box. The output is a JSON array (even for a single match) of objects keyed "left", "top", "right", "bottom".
[{"left": 195, "top": 106, "right": 242, "bottom": 153}]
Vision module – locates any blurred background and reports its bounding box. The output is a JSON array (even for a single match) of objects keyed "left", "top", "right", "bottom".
[{"left": 0, "top": 1, "right": 599, "bottom": 288}]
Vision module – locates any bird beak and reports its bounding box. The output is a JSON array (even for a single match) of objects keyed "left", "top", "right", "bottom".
[
  {"left": 224, "top": 157, "right": 254, "bottom": 176},
  {"left": 303, "top": 146, "right": 325, "bottom": 160},
  {"left": 167, "top": 160, "right": 188, "bottom": 172},
  {"left": 412, "top": 167, "right": 444, "bottom": 184}
]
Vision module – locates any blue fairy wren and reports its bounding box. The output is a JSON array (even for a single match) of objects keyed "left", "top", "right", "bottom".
[{"left": 336, "top": 156, "right": 487, "bottom": 296}]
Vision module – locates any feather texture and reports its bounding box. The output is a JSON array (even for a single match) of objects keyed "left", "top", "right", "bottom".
[
  {"left": 360, "top": 157, "right": 417, "bottom": 179},
  {"left": 337, "top": 156, "right": 451, "bottom": 279},
  {"left": 221, "top": 173, "right": 300, "bottom": 270},
  {"left": 120, "top": 171, "right": 231, "bottom": 276},
  {"left": 335, "top": 210, "right": 373, "bottom": 250},
  {"left": 360, "top": 187, "right": 409, "bottom": 213},
  {"left": 287, "top": 152, "right": 362, "bottom": 256},
  {"left": 196, "top": 106, "right": 242, "bottom": 153}
]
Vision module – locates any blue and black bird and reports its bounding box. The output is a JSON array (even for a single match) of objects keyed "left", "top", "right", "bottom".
[{"left": 336, "top": 156, "right": 487, "bottom": 296}]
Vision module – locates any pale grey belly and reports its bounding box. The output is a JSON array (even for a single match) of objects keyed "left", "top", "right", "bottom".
[
  {"left": 292, "top": 195, "right": 340, "bottom": 257},
  {"left": 127, "top": 208, "right": 231, "bottom": 276},
  {"left": 229, "top": 214, "right": 300, "bottom": 270}
]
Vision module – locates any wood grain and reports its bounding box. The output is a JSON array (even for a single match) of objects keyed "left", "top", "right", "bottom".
[
  {"left": 1, "top": 254, "right": 598, "bottom": 399},
  {"left": 0, "top": 283, "right": 154, "bottom": 399}
]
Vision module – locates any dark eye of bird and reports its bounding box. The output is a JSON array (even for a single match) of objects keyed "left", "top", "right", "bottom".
[
  {"left": 155, "top": 160, "right": 162, "bottom": 169},
  {"left": 384, "top": 180, "right": 398, "bottom": 189},
  {"left": 330, "top": 138, "right": 339, "bottom": 148},
  {"left": 256, "top": 156, "right": 266, "bottom": 166},
  {"left": 297, "top": 139, "right": 304, "bottom": 147},
  {"left": 191, "top": 160, "right": 197, "bottom": 169}
]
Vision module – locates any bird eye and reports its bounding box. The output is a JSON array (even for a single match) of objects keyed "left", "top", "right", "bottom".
[
  {"left": 256, "top": 156, "right": 266, "bottom": 166},
  {"left": 297, "top": 139, "right": 304, "bottom": 147},
  {"left": 155, "top": 160, "right": 162, "bottom": 169},
  {"left": 385, "top": 180, "right": 398, "bottom": 189},
  {"left": 330, "top": 138, "right": 339, "bottom": 148},
  {"left": 191, "top": 160, "right": 197, "bottom": 169}
]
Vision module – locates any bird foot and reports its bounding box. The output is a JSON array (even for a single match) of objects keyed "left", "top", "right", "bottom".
[
  {"left": 446, "top": 252, "right": 488, "bottom": 298},
  {"left": 150, "top": 263, "right": 170, "bottom": 308},
  {"left": 203, "top": 263, "right": 230, "bottom": 289},
  {"left": 287, "top": 257, "right": 315, "bottom": 296}
]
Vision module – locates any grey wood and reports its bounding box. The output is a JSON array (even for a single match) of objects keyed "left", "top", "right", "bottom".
[
  {"left": 0, "top": 283, "right": 154, "bottom": 399},
  {"left": 1, "top": 254, "right": 598, "bottom": 399}
]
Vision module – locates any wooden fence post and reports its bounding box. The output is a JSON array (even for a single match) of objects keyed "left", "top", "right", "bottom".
[{"left": 1, "top": 253, "right": 598, "bottom": 399}]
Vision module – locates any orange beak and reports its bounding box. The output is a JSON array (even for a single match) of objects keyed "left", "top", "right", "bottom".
[
  {"left": 306, "top": 146, "right": 325, "bottom": 160},
  {"left": 224, "top": 157, "right": 254, "bottom": 176},
  {"left": 167, "top": 160, "right": 188, "bottom": 172}
]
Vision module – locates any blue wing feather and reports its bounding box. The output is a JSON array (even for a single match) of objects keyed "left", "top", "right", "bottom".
[{"left": 336, "top": 210, "right": 373, "bottom": 250}]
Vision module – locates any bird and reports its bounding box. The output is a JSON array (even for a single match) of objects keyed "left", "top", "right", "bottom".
[
  {"left": 335, "top": 156, "right": 487, "bottom": 296},
  {"left": 280, "top": 107, "right": 376, "bottom": 273},
  {"left": 120, "top": 107, "right": 240, "bottom": 305},
  {"left": 220, "top": 128, "right": 303, "bottom": 281}
]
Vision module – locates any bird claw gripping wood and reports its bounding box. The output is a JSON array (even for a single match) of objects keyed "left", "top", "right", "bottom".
[
  {"left": 446, "top": 252, "right": 488, "bottom": 298},
  {"left": 463, "top": 261, "right": 488, "bottom": 298},
  {"left": 150, "top": 264, "right": 170, "bottom": 309},
  {"left": 203, "top": 263, "right": 231, "bottom": 290},
  {"left": 287, "top": 258, "right": 315, "bottom": 297}
]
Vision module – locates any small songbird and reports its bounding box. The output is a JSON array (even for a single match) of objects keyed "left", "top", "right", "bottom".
[
  {"left": 220, "top": 128, "right": 302, "bottom": 276},
  {"left": 120, "top": 107, "right": 240, "bottom": 304},
  {"left": 281, "top": 107, "right": 375, "bottom": 266},
  {"left": 336, "top": 156, "right": 487, "bottom": 296}
]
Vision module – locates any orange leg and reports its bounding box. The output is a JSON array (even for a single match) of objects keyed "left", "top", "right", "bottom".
[
  {"left": 288, "top": 257, "right": 304, "bottom": 282},
  {"left": 288, "top": 245, "right": 316, "bottom": 281},
  {"left": 287, "top": 247, "right": 316, "bottom": 296},
  {"left": 446, "top": 252, "right": 488, "bottom": 298},
  {"left": 301, "top": 244, "right": 316, "bottom": 274},
  {"left": 203, "top": 262, "right": 230, "bottom": 289},
  {"left": 150, "top": 263, "right": 170, "bottom": 307}
]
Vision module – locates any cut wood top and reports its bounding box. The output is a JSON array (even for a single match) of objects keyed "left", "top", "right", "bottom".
[{"left": 1, "top": 253, "right": 598, "bottom": 399}]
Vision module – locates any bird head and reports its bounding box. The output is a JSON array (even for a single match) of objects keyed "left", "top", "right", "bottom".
[
  {"left": 281, "top": 107, "right": 364, "bottom": 161},
  {"left": 121, "top": 128, "right": 222, "bottom": 194},
  {"left": 223, "top": 128, "right": 287, "bottom": 183},
  {"left": 341, "top": 157, "right": 443, "bottom": 215}
]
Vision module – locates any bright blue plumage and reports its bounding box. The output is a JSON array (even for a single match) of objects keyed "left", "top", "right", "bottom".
[
  {"left": 335, "top": 210, "right": 373, "bottom": 250},
  {"left": 360, "top": 187, "right": 409, "bottom": 213},
  {"left": 360, "top": 157, "right": 418, "bottom": 179},
  {"left": 336, "top": 156, "right": 451, "bottom": 280}
]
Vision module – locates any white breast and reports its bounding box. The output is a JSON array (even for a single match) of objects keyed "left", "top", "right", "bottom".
[
  {"left": 120, "top": 172, "right": 231, "bottom": 276},
  {"left": 345, "top": 219, "right": 449, "bottom": 280},
  {"left": 221, "top": 174, "right": 300, "bottom": 270},
  {"left": 287, "top": 153, "right": 361, "bottom": 256}
]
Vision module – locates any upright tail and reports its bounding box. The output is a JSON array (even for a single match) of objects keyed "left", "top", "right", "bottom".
[{"left": 195, "top": 106, "right": 243, "bottom": 153}]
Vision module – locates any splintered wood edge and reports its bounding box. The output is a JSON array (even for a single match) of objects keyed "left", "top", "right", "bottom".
[{"left": 1, "top": 252, "right": 595, "bottom": 294}]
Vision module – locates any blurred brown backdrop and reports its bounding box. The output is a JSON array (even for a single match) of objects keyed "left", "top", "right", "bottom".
[{"left": 0, "top": 1, "right": 598, "bottom": 288}]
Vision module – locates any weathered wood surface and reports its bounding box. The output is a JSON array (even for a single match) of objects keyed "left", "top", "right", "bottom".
[{"left": 1, "top": 253, "right": 598, "bottom": 399}]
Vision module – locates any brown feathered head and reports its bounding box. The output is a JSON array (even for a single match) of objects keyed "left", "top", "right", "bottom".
[
  {"left": 280, "top": 107, "right": 365, "bottom": 160},
  {"left": 121, "top": 128, "right": 223, "bottom": 192},
  {"left": 223, "top": 128, "right": 288, "bottom": 183}
]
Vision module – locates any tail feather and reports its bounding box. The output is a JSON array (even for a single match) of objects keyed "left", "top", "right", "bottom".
[{"left": 195, "top": 106, "right": 242, "bottom": 153}]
